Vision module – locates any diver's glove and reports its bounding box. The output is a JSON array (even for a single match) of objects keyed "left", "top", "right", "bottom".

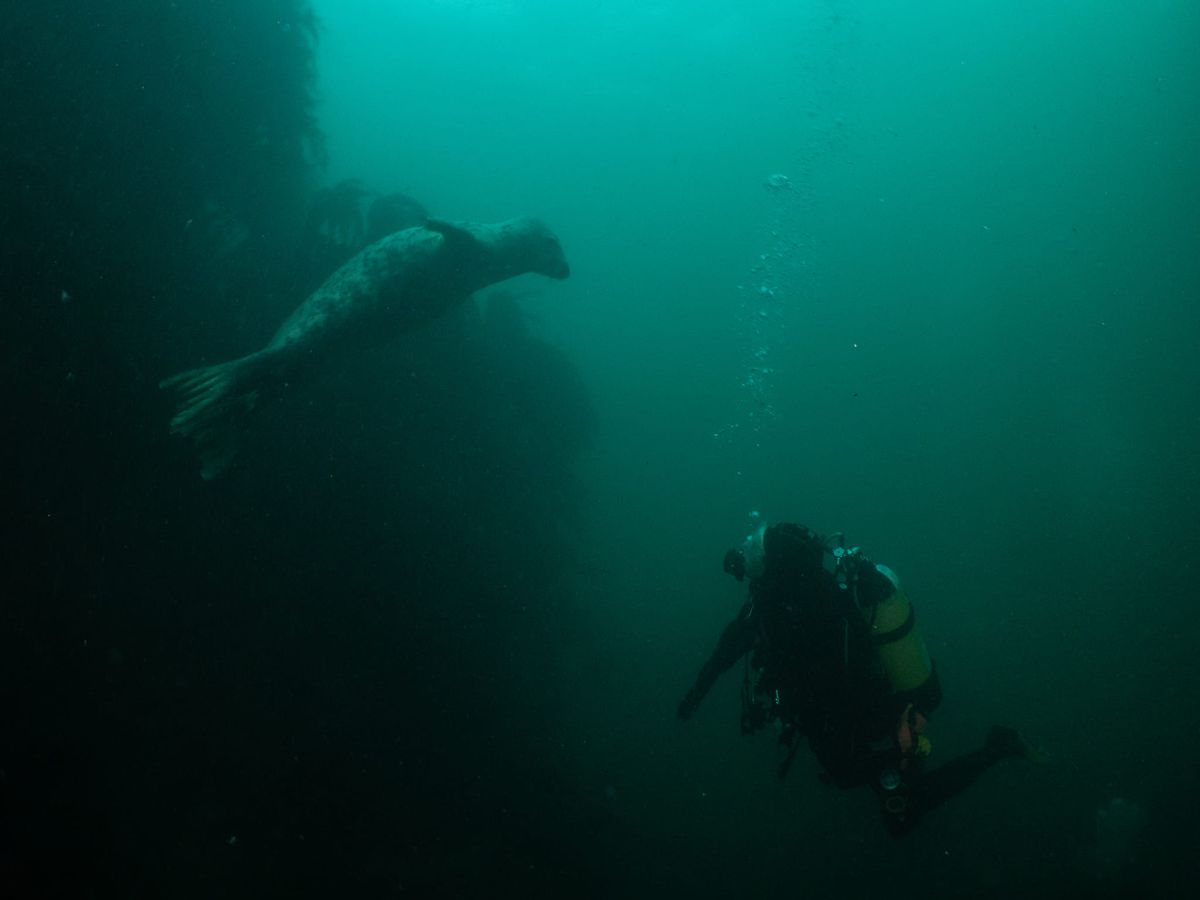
[{"left": 677, "top": 689, "right": 701, "bottom": 721}]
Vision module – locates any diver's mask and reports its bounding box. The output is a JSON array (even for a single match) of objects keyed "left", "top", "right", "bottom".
[{"left": 724, "top": 524, "right": 767, "bottom": 582}]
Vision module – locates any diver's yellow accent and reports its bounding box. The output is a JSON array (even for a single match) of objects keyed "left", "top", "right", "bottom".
[
  {"left": 872, "top": 589, "right": 933, "bottom": 693},
  {"left": 915, "top": 735, "right": 932, "bottom": 759}
]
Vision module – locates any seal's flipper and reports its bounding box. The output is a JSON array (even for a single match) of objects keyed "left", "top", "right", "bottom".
[
  {"left": 424, "top": 218, "right": 487, "bottom": 258},
  {"left": 423, "top": 218, "right": 493, "bottom": 282},
  {"left": 424, "top": 218, "right": 476, "bottom": 243},
  {"left": 160, "top": 352, "right": 267, "bottom": 479}
]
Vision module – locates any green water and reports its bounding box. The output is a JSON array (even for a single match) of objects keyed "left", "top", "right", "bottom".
[{"left": 2, "top": 1, "right": 1196, "bottom": 896}]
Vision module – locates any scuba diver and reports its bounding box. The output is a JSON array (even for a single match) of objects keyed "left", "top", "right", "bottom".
[{"left": 677, "top": 521, "right": 1032, "bottom": 836}]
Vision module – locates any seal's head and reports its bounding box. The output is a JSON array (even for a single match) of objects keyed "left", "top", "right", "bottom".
[
  {"left": 510, "top": 217, "right": 570, "bottom": 280},
  {"left": 428, "top": 216, "right": 570, "bottom": 285}
]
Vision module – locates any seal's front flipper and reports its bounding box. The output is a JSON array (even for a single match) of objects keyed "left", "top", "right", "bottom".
[
  {"left": 423, "top": 218, "right": 494, "bottom": 286},
  {"left": 424, "top": 217, "right": 479, "bottom": 246},
  {"left": 424, "top": 217, "right": 487, "bottom": 261},
  {"left": 159, "top": 351, "right": 269, "bottom": 479}
]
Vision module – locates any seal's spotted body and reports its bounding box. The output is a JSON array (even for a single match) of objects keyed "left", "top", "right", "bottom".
[{"left": 161, "top": 217, "right": 569, "bottom": 478}]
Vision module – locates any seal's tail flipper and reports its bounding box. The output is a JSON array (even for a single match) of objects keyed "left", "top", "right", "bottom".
[{"left": 159, "top": 353, "right": 266, "bottom": 480}]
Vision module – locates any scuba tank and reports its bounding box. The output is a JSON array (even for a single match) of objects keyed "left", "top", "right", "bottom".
[
  {"left": 825, "top": 536, "right": 934, "bottom": 694},
  {"left": 869, "top": 569, "right": 934, "bottom": 693}
]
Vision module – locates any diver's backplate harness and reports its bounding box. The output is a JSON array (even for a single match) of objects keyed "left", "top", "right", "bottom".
[{"left": 738, "top": 530, "right": 871, "bottom": 733}]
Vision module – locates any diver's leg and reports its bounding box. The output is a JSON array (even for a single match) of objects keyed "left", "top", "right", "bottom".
[
  {"left": 879, "top": 726, "right": 1029, "bottom": 836},
  {"left": 920, "top": 726, "right": 1028, "bottom": 807}
]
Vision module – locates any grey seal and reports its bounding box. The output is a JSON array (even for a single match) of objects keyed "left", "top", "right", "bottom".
[{"left": 161, "top": 216, "right": 569, "bottom": 478}]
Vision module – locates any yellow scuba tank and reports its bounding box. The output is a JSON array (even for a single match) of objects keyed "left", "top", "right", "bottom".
[{"left": 869, "top": 566, "right": 933, "bottom": 693}]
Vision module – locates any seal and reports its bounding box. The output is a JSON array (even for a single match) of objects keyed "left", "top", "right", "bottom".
[{"left": 160, "top": 216, "right": 570, "bottom": 478}]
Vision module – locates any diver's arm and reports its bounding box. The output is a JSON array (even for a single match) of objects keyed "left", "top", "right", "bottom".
[{"left": 677, "top": 606, "right": 756, "bottom": 720}]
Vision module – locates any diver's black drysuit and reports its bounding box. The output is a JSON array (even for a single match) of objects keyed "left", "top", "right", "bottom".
[{"left": 677, "top": 523, "right": 1022, "bottom": 836}]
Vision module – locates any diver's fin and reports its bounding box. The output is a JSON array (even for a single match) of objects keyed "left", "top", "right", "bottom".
[
  {"left": 985, "top": 725, "right": 1052, "bottom": 765},
  {"left": 1020, "top": 737, "right": 1053, "bottom": 766},
  {"left": 159, "top": 352, "right": 267, "bottom": 480}
]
